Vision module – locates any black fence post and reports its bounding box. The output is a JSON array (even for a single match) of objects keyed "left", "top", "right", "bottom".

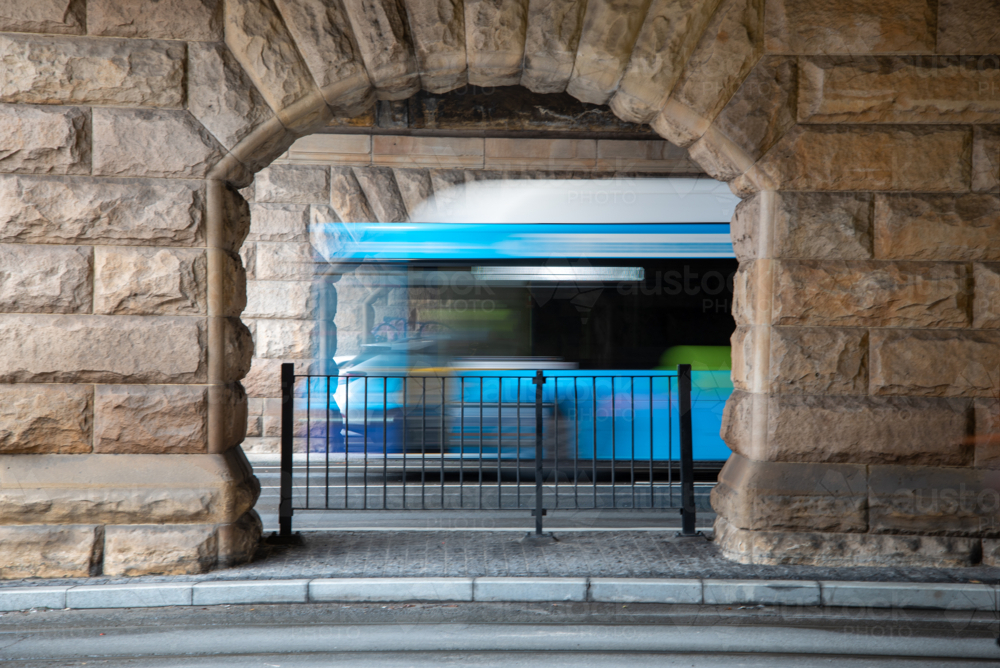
[
  {"left": 532, "top": 370, "right": 545, "bottom": 535},
  {"left": 677, "top": 364, "right": 702, "bottom": 537},
  {"left": 279, "top": 362, "right": 294, "bottom": 537}
]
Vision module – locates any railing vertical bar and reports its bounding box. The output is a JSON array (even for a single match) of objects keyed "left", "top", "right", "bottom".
[
  {"left": 649, "top": 376, "right": 654, "bottom": 509},
  {"left": 611, "top": 376, "right": 616, "bottom": 509},
  {"left": 516, "top": 377, "right": 521, "bottom": 508},
  {"left": 573, "top": 377, "right": 579, "bottom": 509},
  {"left": 440, "top": 376, "right": 446, "bottom": 510},
  {"left": 344, "top": 374, "right": 349, "bottom": 509},
  {"left": 592, "top": 376, "right": 597, "bottom": 510},
  {"left": 278, "top": 363, "right": 294, "bottom": 537},
  {"left": 382, "top": 378, "right": 388, "bottom": 510},
  {"left": 497, "top": 377, "right": 502, "bottom": 509},
  {"left": 421, "top": 379, "right": 427, "bottom": 510},
  {"left": 459, "top": 376, "right": 465, "bottom": 510},
  {"left": 553, "top": 376, "right": 559, "bottom": 510},
  {"left": 402, "top": 376, "right": 407, "bottom": 510},
  {"left": 306, "top": 376, "right": 311, "bottom": 509},
  {"left": 630, "top": 375, "right": 635, "bottom": 510},
  {"left": 478, "top": 376, "right": 484, "bottom": 510},
  {"left": 325, "top": 376, "right": 330, "bottom": 510},
  {"left": 668, "top": 375, "right": 674, "bottom": 508},
  {"left": 363, "top": 376, "right": 368, "bottom": 510}
]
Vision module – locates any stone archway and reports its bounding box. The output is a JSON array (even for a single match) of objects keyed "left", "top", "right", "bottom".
[{"left": 2, "top": 0, "right": 999, "bottom": 576}]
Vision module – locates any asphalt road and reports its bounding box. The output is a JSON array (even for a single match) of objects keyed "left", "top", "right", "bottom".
[
  {"left": 252, "top": 462, "right": 717, "bottom": 532},
  {"left": 1, "top": 602, "right": 996, "bottom": 667}
]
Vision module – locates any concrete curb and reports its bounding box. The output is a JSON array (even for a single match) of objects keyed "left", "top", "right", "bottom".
[{"left": 1, "top": 577, "right": 997, "bottom": 612}]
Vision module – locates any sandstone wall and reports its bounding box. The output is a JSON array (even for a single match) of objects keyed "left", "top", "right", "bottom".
[{"left": 1, "top": 0, "right": 998, "bottom": 575}]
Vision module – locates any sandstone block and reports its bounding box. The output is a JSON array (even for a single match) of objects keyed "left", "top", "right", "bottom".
[
  {"left": 651, "top": 0, "right": 763, "bottom": 147},
  {"left": 353, "top": 166, "right": 407, "bottom": 222},
  {"left": 484, "top": 137, "right": 596, "bottom": 170},
  {"left": 710, "top": 55, "right": 796, "bottom": 164},
  {"left": 89, "top": 0, "right": 222, "bottom": 40},
  {"left": 341, "top": 0, "right": 420, "bottom": 99},
  {"left": 0, "top": 175, "right": 204, "bottom": 246},
  {"left": 799, "top": 57, "right": 1000, "bottom": 125},
  {"left": 188, "top": 42, "right": 275, "bottom": 152},
  {"left": 401, "top": 0, "right": 468, "bottom": 93},
  {"left": 870, "top": 330, "right": 1000, "bottom": 398},
  {"left": 94, "top": 385, "right": 208, "bottom": 454},
  {"left": 974, "top": 263, "right": 1000, "bottom": 329},
  {"left": 273, "top": 0, "right": 373, "bottom": 113},
  {"left": 0, "top": 525, "right": 101, "bottom": 579},
  {"left": 772, "top": 261, "right": 968, "bottom": 329},
  {"left": 768, "top": 394, "right": 972, "bottom": 466},
  {"left": 973, "top": 126, "right": 1000, "bottom": 193},
  {"left": 731, "top": 258, "right": 770, "bottom": 327},
  {"left": 868, "top": 465, "right": 1000, "bottom": 537},
  {"left": 728, "top": 195, "right": 758, "bottom": 263},
  {"left": 769, "top": 327, "right": 867, "bottom": 395},
  {"left": 714, "top": 515, "right": 981, "bottom": 568},
  {"left": 95, "top": 247, "right": 207, "bottom": 316},
  {"left": 0, "top": 449, "right": 258, "bottom": 525},
  {"left": 520, "top": 0, "right": 586, "bottom": 93},
  {"left": 217, "top": 509, "right": 262, "bottom": 566},
  {"left": 225, "top": 0, "right": 318, "bottom": 113},
  {"left": 937, "top": 0, "right": 1000, "bottom": 54},
  {"left": 255, "top": 241, "right": 316, "bottom": 281},
  {"left": 0, "top": 104, "right": 89, "bottom": 175},
  {"left": 93, "top": 109, "right": 226, "bottom": 179},
  {"left": 211, "top": 382, "right": 249, "bottom": 452},
  {"left": 242, "top": 435, "right": 280, "bottom": 452},
  {"left": 974, "top": 398, "right": 1000, "bottom": 470},
  {"left": 329, "top": 166, "right": 377, "bottom": 222},
  {"left": 566, "top": 0, "right": 653, "bottom": 106},
  {"left": 248, "top": 203, "right": 309, "bottom": 242},
  {"left": 255, "top": 319, "right": 319, "bottom": 359},
  {"left": 0, "top": 244, "right": 92, "bottom": 314},
  {"left": 0, "top": 384, "right": 92, "bottom": 454},
  {"left": 731, "top": 192, "right": 874, "bottom": 262},
  {"left": 0, "top": 0, "right": 85, "bottom": 35},
  {"left": 242, "top": 358, "right": 317, "bottom": 397},
  {"left": 874, "top": 193, "right": 1000, "bottom": 261},
  {"left": 728, "top": 325, "right": 755, "bottom": 393},
  {"left": 281, "top": 133, "right": 372, "bottom": 165},
  {"left": 734, "top": 126, "right": 972, "bottom": 195},
  {"left": 372, "top": 135, "right": 484, "bottom": 169},
  {"left": 211, "top": 248, "right": 248, "bottom": 318},
  {"left": 764, "top": 0, "right": 936, "bottom": 54},
  {"left": 0, "top": 314, "right": 206, "bottom": 384},
  {"left": 0, "top": 33, "right": 184, "bottom": 108},
  {"left": 609, "top": 0, "right": 721, "bottom": 123},
  {"left": 241, "top": 242, "right": 256, "bottom": 281},
  {"left": 215, "top": 182, "right": 252, "bottom": 253},
  {"left": 392, "top": 168, "right": 433, "bottom": 217},
  {"left": 245, "top": 280, "right": 317, "bottom": 319},
  {"left": 103, "top": 524, "right": 218, "bottom": 576},
  {"left": 710, "top": 453, "right": 868, "bottom": 533},
  {"left": 246, "top": 415, "right": 262, "bottom": 437},
  {"left": 215, "top": 316, "right": 255, "bottom": 383},
  {"left": 464, "top": 0, "right": 528, "bottom": 87},
  {"left": 719, "top": 386, "right": 754, "bottom": 454},
  {"left": 255, "top": 164, "right": 331, "bottom": 204}
]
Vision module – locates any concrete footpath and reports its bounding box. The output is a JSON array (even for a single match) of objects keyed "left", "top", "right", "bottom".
[{"left": 2, "top": 530, "right": 1000, "bottom": 613}]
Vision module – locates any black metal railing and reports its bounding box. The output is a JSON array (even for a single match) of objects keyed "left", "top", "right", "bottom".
[{"left": 278, "top": 364, "right": 699, "bottom": 538}]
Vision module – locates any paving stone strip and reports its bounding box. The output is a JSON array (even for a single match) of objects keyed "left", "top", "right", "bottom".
[{"left": 2, "top": 531, "right": 999, "bottom": 613}]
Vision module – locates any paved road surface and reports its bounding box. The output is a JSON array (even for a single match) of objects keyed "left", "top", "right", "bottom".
[{"left": 1, "top": 602, "right": 996, "bottom": 666}]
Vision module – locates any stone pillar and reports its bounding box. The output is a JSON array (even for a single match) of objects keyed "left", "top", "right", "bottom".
[
  {"left": 710, "top": 107, "right": 1000, "bottom": 567},
  {"left": 0, "top": 0, "right": 266, "bottom": 578}
]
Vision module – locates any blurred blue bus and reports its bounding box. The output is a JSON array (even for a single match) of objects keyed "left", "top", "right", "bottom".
[{"left": 301, "top": 178, "right": 738, "bottom": 470}]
